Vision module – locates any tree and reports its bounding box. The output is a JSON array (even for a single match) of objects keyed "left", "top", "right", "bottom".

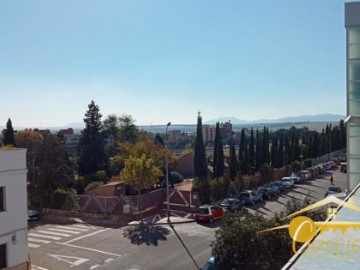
[
  {"left": 249, "top": 128, "right": 255, "bottom": 167},
  {"left": 213, "top": 123, "right": 219, "bottom": 178},
  {"left": 120, "top": 154, "right": 162, "bottom": 194},
  {"left": 3, "top": 118, "right": 15, "bottom": 146},
  {"left": 255, "top": 129, "right": 261, "bottom": 170},
  {"left": 229, "top": 137, "right": 238, "bottom": 181},
  {"left": 16, "top": 130, "right": 75, "bottom": 206},
  {"left": 211, "top": 196, "right": 327, "bottom": 270},
  {"left": 193, "top": 112, "right": 210, "bottom": 203},
  {"left": 214, "top": 122, "right": 224, "bottom": 178},
  {"left": 118, "top": 114, "right": 139, "bottom": 143},
  {"left": 78, "top": 100, "right": 106, "bottom": 175}
]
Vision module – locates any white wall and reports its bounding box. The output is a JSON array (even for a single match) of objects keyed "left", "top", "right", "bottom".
[{"left": 0, "top": 149, "right": 28, "bottom": 268}]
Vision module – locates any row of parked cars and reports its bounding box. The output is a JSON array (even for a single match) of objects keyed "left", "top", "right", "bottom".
[
  {"left": 195, "top": 158, "right": 344, "bottom": 223},
  {"left": 194, "top": 176, "right": 299, "bottom": 223}
]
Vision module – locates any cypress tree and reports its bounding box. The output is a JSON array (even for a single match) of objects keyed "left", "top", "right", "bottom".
[
  {"left": 77, "top": 100, "right": 105, "bottom": 175},
  {"left": 255, "top": 129, "right": 261, "bottom": 170},
  {"left": 249, "top": 128, "right": 255, "bottom": 167},
  {"left": 193, "top": 112, "right": 209, "bottom": 203},
  {"left": 214, "top": 123, "right": 224, "bottom": 178},
  {"left": 194, "top": 112, "right": 208, "bottom": 179},
  {"left": 278, "top": 131, "right": 284, "bottom": 167},
  {"left": 271, "top": 136, "right": 278, "bottom": 168},
  {"left": 238, "top": 128, "right": 245, "bottom": 168},
  {"left": 229, "top": 137, "right": 238, "bottom": 181},
  {"left": 3, "top": 118, "right": 15, "bottom": 146},
  {"left": 213, "top": 122, "right": 220, "bottom": 178}
]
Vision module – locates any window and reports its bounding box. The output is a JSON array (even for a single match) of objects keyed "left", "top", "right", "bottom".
[
  {"left": 0, "top": 187, "right": 5, "bottom": 211},
  {"left": 0, "top": 243, "right": 7, "bottom": 269}
]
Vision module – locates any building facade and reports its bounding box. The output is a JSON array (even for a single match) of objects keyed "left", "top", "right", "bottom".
[
  {"left": 0, "top": 149, "right": 28, "bottom": 270},
  {"left": 345, "top": 2, "right": 360, "bottom": 191}
]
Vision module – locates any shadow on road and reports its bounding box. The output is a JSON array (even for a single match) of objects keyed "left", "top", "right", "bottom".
[{"left": 123, "top": 222, "right": 171, "bottom": 246}]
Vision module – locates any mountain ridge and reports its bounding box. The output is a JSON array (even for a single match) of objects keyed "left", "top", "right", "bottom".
[{"left": 204, "top": 113, "right": 345, "bottom": 125}]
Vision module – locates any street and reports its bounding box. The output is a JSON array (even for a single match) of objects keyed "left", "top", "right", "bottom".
[{"left": 29, "top": 168, "right": 347, "bottom": 270}]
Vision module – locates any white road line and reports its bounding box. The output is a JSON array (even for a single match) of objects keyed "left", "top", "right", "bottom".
[
  {"left": 37, "top": 230, "right": 71, "bottom": 237},
  {"left": 28, "top": 233, "right": 62, "bottom": 241},
  {"left": 31, "top": 265, "right": 48, "bottom": 270},
  {"left": 55, "top": 225, "right": 89, "bottom": 232},
  {"left": 48, "top": 228, "right": 81, "bottom": 234},
  {"left": 28, "top": 243, "right": 41, "bottom": 248},
  {"left": 57, "top": 242, "right": 122, "bottom": 257},
  {"left": 28, "top": 237, "right": 51, "bottom": 244},
  {"left": 64, "top": 228, "right": 109, "bottom": 244},
  {"left": 71, "top": 224, "right": 93, "bottom": 229},
  {"left": 89, "top": 265, "right": 100, "bottom": 269},
  {"left": 105, "top": 258, "right": 114, "bottom": 263}
]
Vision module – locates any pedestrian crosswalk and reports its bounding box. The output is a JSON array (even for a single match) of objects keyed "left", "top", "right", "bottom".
[{"left": 28, "top": 224, "right": 98, "bottom": 249}]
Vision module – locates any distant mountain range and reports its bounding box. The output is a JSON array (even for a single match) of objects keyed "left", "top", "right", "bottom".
[
  {"left": 204, "top": 114, "right": 345, "bottom": 125},
  {"left": 2, "top": 114, "right": 345, "bottom": 132}
]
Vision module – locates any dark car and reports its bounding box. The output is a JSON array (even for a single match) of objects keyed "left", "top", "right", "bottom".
[
  {"left": 268, "top": 180, "right": 286, "bottom": 192},
  {"left": 239, "top": 190, "right": 263, "bottom": 205},
  {"left": 28, "top": 207, "right": 40, "bottom": 220},
  {"left": 257, "top": 186, "right": 276, "bottom": 200},
  {"left": 202, "top": 256, "right": 218, "bottom": 270},
  {"left": 220, "top": 198, "right": 244, "bottom": 212},
  {"left": 325, "top": 186, "right": 345, "bottom": 197}
]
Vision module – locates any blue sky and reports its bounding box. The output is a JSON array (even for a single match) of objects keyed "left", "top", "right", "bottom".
[{"left": 0, "top": 0, "right": 347, "bottom": 127}]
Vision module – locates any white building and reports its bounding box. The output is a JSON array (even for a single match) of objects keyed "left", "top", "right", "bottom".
[{"left": 0, "top": 149, "right": 28, "bottom": 270}]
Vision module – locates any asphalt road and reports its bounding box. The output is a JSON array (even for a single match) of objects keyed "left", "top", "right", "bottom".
[{"left": 29, "top": 167, "right": 347, "bottom": 270}]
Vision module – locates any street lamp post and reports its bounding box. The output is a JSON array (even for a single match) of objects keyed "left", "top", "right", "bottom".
[{"left": 165, "top": 122, "right": 171, "bottom": 223}]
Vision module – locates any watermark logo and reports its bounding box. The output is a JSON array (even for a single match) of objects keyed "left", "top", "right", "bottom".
[{"left": 260, "top": 196, "right": 360, "bottom": 255}]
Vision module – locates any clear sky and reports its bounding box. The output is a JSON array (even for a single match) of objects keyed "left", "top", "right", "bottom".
[{"left": 0, "top": 0, "right": 348, "bottom": 127}]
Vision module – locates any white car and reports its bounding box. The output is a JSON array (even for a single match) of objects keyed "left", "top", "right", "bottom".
[{"left": 281, "top": 177, "right": 294, "bottom": 188}]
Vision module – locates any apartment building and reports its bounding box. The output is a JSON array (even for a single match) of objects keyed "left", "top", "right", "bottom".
[{"left": 0, "top": 149, "right": 28, "bottom": 270}]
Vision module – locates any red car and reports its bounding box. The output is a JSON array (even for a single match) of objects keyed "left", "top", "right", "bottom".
[{"left": 195, "top": 205, "right": 225, "bottom": 223}]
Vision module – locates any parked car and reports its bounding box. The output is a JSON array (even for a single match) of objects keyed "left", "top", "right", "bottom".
[
  {"left": 301, "top": 170, "right": 312, "bottom": 181},
  {"left": 220, "top": 198, "right": 244, "bottom": 212},
  {"left": 341, "top": 162, "right": 347, "bottom": 173},
  {"left": 202, "top": 256, "right": 218, "bottom": 270},
  {"left": 281, "top": 177, "right": 295, "bottom": 188},
  {"left": 257, "top": 186, "right": 277, "bottom": 200},
  {"left": 239, "top": 190, "right": 263, "bottom": 205},
  {"left": 268, "top": 180, "right": 286, "bottom": 192},
  {"left": 27, "top": 207, "right": 40, "bottom": 220},
  {"left": 195, "top": 205, "right": 225, "bottom": 223},
  {"left": 291, "top": 175, "right": 302, "bottom": 184},
  {"left": 325, "top": 186, "right": 345, "bottom": 197}
]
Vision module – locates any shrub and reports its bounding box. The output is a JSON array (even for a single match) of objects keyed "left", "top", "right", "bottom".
[
  {"left": 51, "top": 188, "right": 77, "bottom": 209},
  {"left": 210, "top": 177, "right": 229, "bottom": 201},
  {"left": 84, "top": 181, "right": 104, "bottom": 193},
  {"left": 170, "top": 171, "right": 184, "bottom": 185}
]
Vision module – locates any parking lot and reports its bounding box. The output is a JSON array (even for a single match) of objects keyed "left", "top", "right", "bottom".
[{"left": 29, "top": 167, "right": 347, "bottom": 270}]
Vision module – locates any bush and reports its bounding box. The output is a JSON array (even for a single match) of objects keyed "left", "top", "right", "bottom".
[
  {"left": 84, "top": 181, "right": 104, "bottom": 193},
  {"left": 210, "top": 177, "right": 229, "bottom": 201},
  {"left": 192, "top": 177, "right": 211, "bottom": 204},
  {"left": 51, "top": 188, "right": 77, "bottom": 209},
  {"left": 83, "top": 170, "right": 108, "bottom": 187},
  {"left": 170, "top": 171, "right": 184, "bottom": 185}
]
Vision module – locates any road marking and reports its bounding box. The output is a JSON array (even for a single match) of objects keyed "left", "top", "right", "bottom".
[
  {"left": 72, "top": 224, "right": 94, "bottom": 229},
  {"left": 28, "top": 237, "right": 51, "bottom": 244},
  {"left": 28, "top": 233, "right": 61, "bottom": 241},
  {"left": 37, "top": 230, "right": 71, "bottom": 237},
  {"left": 64, "top": 228, "right": 109, "bottom": 244},
  {"left": 58, "top": 242, "right": 122, "bottom": 257},
  {"left": 28, "top": 243, "right": 40, "bottom": 248},
  {"left": 55, "top": 225, "right": 89, "bottom": 232},
  {"left": 48, "top": 228, "right": 81, "bottom": 234},
  {"left": 89, "top": 265, "right": 100, "bottom": 269},
  {"left": 105, "top": 258, "right": 114, "bottom": 263},
  {"left": 48, "top": 254, "right": 89, "bottom": 266},
  {"left": 31, "top": 265, "right": 48, "bottom": 270}
]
